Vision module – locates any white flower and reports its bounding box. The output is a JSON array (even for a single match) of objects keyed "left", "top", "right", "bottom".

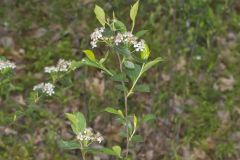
[
  {"left": 76, "top": 128, "right": 104, "bottom": 144},
  {"left": 133, "top": 39, "right": 145, "bottom": 52},
  {"left": 90, "top": 27, "right": 105, "bottom": 48},
  {"left": 33, "top": 82, "right": 55, "bottom": 96},
  {"left": 57, "top": 59, "right": 71, "bottom": 72},
  {"left": 44, "top": 59, "right": 71, "bottom": 73},
  {"left": 0, "top": 60, "right": 16, "bottom": 71},
  {"left": 44, "top": 66, "right": 58, "bottom": 73},
  {"left": 114, "top": 32, "right": 145, "bottom": 52},
  {"left": 115, "top": 33, "right": 124, "bottom": 45}
]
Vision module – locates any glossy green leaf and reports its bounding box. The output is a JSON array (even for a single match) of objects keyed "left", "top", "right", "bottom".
[
  {"left": 83, "top": 50, "right": 96, "bottom": 61},
  {"left": 94, "top": 5, "right": 106, "bottom": 26},
  {"left": 130, "top": 0, "right": 139, "bottom": 23},
  {"left": 140, "top": 43, "right": 150, "bottom": 60}
]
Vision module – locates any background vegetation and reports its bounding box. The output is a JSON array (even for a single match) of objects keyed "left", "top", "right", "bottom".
[{"left": 0, "top": 0, "right": 240, "bottom": 159}]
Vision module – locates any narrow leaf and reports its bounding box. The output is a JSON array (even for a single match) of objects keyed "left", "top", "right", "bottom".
[
  {"left": 83, "top": 50, "right": 96, "bottom": 61},
  {"left": 130, "top": 0, "right": 139, "bottom": 23},
  {"left": 142, "top": 57, "right": 163, "bottom": 73},
  {"left": 94, "top": 5, "right": 106, "bottom": 26},
  {"left": 88, "top": 147, "right": 117, "bottom": 156},
  {"left": 135, "top": 30, "right": 148, "bottom": 38},
  {"left": 140, "top": 43, "right": 150, "bottom": 60},
  {"left": 143, "top": 114, "right": 156, "bottom": 123},
  {"left": 104, "top": 107, "right": 124, "bottom": 118},
  {"left": 59, "top": 140, "right": 81, "bottom": 150}
]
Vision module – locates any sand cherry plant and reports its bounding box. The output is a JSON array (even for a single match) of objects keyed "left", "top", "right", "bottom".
[
  {"left": 60, "top": 1, "right": 162, "bottom": 160},
  {"left": 33, "top": 1, "right": 162, "bottom": 159}
]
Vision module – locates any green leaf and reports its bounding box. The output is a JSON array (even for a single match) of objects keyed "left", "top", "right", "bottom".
[
  {"left": 114, "top": 45, "right": 131, "bottom": 56},
  {"left": 135, "top": 30, "right": 148, "bottom": 38},
  {"left": 114, "top": 20, "right": 127, "bottom": 32},
  {"left": 88, "top": 147, "right": 117, "bottom": 156},
  {"left": 114, "top": 84, "right": 127, "bottom": 92},
  {"left": 142, "top": 57, "right": 163, "bottom": 73},
  {"left": 143, "top": 114, "right": 156, "bottom": 123},
  {"left": 70, "top": 60, "right": 84, "bottom": 70},
  {"left": 83, "top": 50, "right": 96, "bottom": 61},
  {"left": 81, "top": 58, "right": 100, "bottom": 68},
  {"left": 131, "top": 134, "right": 144, "bottom": 143},
  {"left": 81, "top": 58, "right": 113, "bottom": 76},
  {"left": 125, "top": 64, "right": 141, "bottom": 82},
  {"left": 94, "top": 5, "right": 106, "bottom": 26},
  {"left": 104, "top": 107, "right": 124, "bottom": 118},
  {"left": 112, "top": 145, "right": 122, "bottom": 158},
  {"left": 140, "top": 43, "right": 150, "bottom": 60},
  {"left": 130, "top": 0, "right": 139, "bottom": 23},
  {"left": 59, "top": 140, "right": 81, "bottom": 150},
  {"left": 134, "top": 84, "right": 150, "bottom": 93},
  {"left": 111, "top": 72, "right": 128, "bottom": 82},
  {"left": 65, "top": 112, "right": 86, "bottom": 134},
  {"left": 124, "top": 60, "right": 135, "bottom": 69}
]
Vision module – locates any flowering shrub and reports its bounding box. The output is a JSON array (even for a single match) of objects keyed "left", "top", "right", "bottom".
[
  {"left": 29, "top": 1, "right": 162, "bottom": 159},
  {"left": 58, "top": 1, "right": 162, "bottom": 159}
]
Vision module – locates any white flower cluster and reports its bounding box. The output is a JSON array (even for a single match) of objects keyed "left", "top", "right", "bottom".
[
  {"left": 44, "top": 59, "right": 72, "bottom": 73},
  {"left": 0, "top": 60, "right": 16, "bottom": 71},
  {"left": 76, "top": 128, "right": 104, "bottom": 144},
  {"left": 115, "top": 32, "right": 145, "bottom": 52},
  {"left": 90, "top": 27, "right": 105, "bottom": 48},
  {"left": 33, "top": 82, "right": 55, "bottom": 96},
  {"left": 90, "top": 27, "right": 145, "bottom": 52}
]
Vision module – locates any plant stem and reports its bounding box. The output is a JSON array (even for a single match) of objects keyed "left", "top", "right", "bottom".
[
  {"left": 81, "top": 151, "right": 86, "bottom": 160},
  {"left": 116, "top": 54, "right": 129, "bottom": 157},
  {"left": 80, "top": 143, "right": 86, "bottom": 160},
  {"left": 127, "top": 63, "right": 145, "bottom": 97},
  {"left": 124, "top": 94, "right": 129, "bottom": 157}
]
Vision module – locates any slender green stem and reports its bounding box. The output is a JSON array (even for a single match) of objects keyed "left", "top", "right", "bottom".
[
  {"left": 101, "top": 66, "right": 114, "bottom": 76},
  {"left": 127, "top": 63, "right": 145, "bottom": 97},
  {"left": 131, "top": 21, "right": 135, "bottom": 33},
  {"left": 116, "top": 54, "right": 129, "bottom": 157},
  {"left": 81, "top": 150, "right": 86, "bottom": 160},
  {"left": 80, "top": 143, "right": 86, "bottom": 160}
]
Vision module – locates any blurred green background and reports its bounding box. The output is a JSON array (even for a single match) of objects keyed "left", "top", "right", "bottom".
[{"left": 0, "top": 0, "right": 240, "bottom": 159}]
